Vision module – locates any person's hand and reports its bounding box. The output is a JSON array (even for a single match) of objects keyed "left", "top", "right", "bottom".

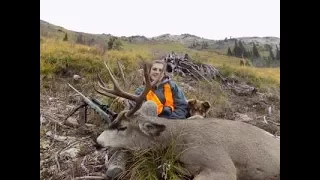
[
  {"left": 161, "top": 106, "right": 172, "bottom": 116},
  {"left": 115, "top": 97, "right": 126, "bottom": 105}
]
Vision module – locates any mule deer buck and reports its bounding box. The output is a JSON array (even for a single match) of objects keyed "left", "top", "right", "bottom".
[{"left": 70, "top": 61, "right": 280, "bottom": 180}]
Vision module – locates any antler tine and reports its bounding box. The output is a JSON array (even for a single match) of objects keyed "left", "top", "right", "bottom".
[
  {"left": 126, "top": 63, "right": 162, "bottom": 117},
  {"left": 99, "top": 61, "right": 139, "bottom": 101},
  {"left": 97, "top": 74, "right": 107, "bottom": 88},
  {"left": 117, "top": 61, "right": 128, "bottom": 90},
  {"left": 94, "top": 73, "right": 119, "bottom": 99},
  {"left": 93, "top": 85, "right": 118, "bottom": 99}
]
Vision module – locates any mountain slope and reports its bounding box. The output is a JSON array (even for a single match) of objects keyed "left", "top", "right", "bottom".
[{"left": 40, "top": 19, "right": 279, "bottom": 54}]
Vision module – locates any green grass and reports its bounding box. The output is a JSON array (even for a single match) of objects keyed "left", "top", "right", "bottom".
[
  {"left": 40, "top": 38, "right": 152, "bottom": 79},
  {"left": 219, "top": 64, "right": 279, "bottom": 90},
  {"left": 40, "top": 37, "right": 279, "bottom": 85},
  {"left": 121, "top": 137, "right": 192, "bottom": 180}
]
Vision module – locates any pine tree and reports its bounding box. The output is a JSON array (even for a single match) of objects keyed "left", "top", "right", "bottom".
[
  {"left": 268, "top": 46, "right": 275, "bottom": 60},
  {"left": 275, "top": 45, "right": 280, "bottom": 60},
  {"left": 201, "top": 42, "right": 209, "bottom": 49},
  {"left": 227, "top": 47, "right": 233, "bottom": 56},
  {"left": 63, "top": 33, "right": 68, "bottom": 41},
  {"left": 233, "top": 40, "right": 241, "bottom": 57},
  {"left": 238, "top": 41, "right": 248, "bottom": 57},
  {"left": 252, "top": 43, "right": 260, "bottom": 58}
]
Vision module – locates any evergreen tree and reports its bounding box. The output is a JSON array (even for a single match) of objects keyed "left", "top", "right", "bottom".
[
  {"left": 238, "top": 41, "right": 248, "bottom": 57},
  {"left": 268, "top": 46, "right": 275, "bottom": 60},
  {"left": 233, "top": 40, "right": 241, "bottom": 57},
  {"left": 63, "top": 33, "right": 68, "bottom": 41},
  {"left": 276, "top": 45, "right": 280, "bottom": 60},
  {"left": 252, "top": 43, "right": 260, "bottom": 58},
  {"left": 201, "top": 42, "right": 209, "bottom": 49},
  {"left": 89, "top": 38, "right": 96, "bottom": 46},
  {"left": 227, "top": 47, "right": 233, "bottom": 56}
]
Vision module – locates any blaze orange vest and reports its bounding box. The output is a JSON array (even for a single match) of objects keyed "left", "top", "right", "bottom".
[{"left": 146, "top": 83, "right": 174, "bottom": 115}]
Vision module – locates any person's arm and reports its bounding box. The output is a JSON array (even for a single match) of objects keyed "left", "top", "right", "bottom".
[{"left": 160, "top": 81, "right": 189, "bottom": 119}]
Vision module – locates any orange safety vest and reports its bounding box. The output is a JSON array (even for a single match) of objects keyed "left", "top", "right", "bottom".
[{"left": 146, "top": 83, "right": 175, "bottom": 115}]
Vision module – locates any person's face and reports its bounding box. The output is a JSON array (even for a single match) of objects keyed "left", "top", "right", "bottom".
[{"left": 150, "top": 63, "right": 164, "bottom": 82}]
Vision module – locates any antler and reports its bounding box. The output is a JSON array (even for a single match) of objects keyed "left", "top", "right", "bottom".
[
  {"left": 96, "top": 61, "right": 161, "bottom": 120},
  {"left": 93, "top": 74, "right": 118, "bottom": 99},
  {"left": 117, "top": 61, "right": 128, "bottom": 90},
  {"left": 94, "top": 61, "right": 130, "bottom": 99}
]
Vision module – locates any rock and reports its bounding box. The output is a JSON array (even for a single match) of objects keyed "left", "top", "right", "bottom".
[
  {"left": 68, "top": 95, "right": 82, "bottom": 104},
  {"left": 73, "top": 74, "right": 81, "bottom": 81},
  {"left": 40, "top": 114, "right": 48, "bottom": 126},
  {"left": 61, "top": 147, "right": 80, "bottom": 159},
  {"left": 65, "top": 117, "right": 79, "bottom": 126},
  {"left": 234, "top": 112, "right": 253, "bottom": 122},
  {"left": 268, "top": 106, "right": 272, "bottom": 115}
]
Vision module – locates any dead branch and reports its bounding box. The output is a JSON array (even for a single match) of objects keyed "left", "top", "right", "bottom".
[
  {"left": 46, "top": 131, "right": 76, "bottom": 142},
  {"left": 41, "top": 112, "right": 71, "bottom": 129},
  {"left": 256, "top": 116, "right": 280, "bottom": 126},
  {"left": 81, "top": 155, "right": 90, "bottom": 173}
]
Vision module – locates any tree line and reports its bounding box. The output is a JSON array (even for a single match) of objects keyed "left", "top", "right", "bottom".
[{"left": 227, "top": 40, "right": 280, "bottom": 61}]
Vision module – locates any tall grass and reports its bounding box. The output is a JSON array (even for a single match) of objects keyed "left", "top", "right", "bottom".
[
  {"left": 41, "top": 37, "right": 279, "bottom": 87},
  {"left": 120, "top": 136, "right": 192, "bottom": 180},
  {"left": 40, "top": 38, "right": 152, "bottom": 79}
]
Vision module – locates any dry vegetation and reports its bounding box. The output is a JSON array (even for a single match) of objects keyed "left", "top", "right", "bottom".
[{"left": 40, "top": 36, "right": 280, "bottom": 180}]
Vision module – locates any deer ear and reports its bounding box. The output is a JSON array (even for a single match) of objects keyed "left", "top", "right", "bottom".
[
  {"left": 202, "top": 101, "right": 211, "bottom": 112},
  {"left": 139, "top": 121, "right": 166, "bottom": 137}
]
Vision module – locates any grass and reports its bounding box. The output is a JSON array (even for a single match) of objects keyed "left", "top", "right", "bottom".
[
  {"left": 219, "top": 64, "right": 279, "bottom": 90},
  {"left": 40, "top": 38, "right": 152, "bottom": 78},
  {"left": 174, "top": 78, "right": 229, "bottom": 117},
  {"left": 121, "top": 137, "right": 192, "bottom": 180},
  {"left": 40, "top": 37, "right": 279, "bottom": 86}
]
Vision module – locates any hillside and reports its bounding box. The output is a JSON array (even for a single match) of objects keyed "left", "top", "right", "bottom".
[{"left": 40, "top": 20, "right": 280, "bottom": 60}]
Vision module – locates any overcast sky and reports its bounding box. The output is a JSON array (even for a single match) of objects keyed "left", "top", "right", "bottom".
[{"left": 40, "top": 0, "right": 280, "bottom": 40}]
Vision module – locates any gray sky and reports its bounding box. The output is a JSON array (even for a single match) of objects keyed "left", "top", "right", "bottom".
[{"left": 40, "top": 0, "right": 280, "bottom": 40}]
